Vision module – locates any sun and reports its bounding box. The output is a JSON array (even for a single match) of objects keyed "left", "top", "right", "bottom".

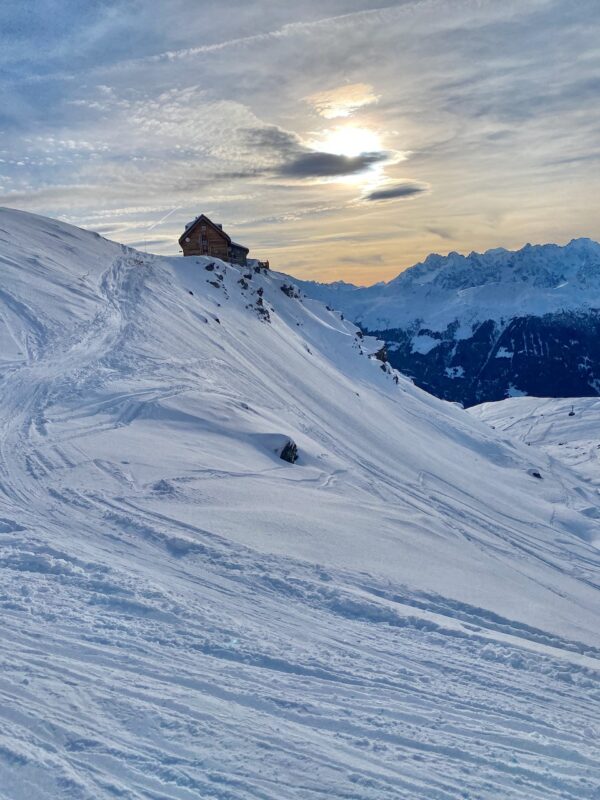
[
  {"left": 312, "top": 125, "right": 383, "bottom": 158},
  {"left": 304, "top": 124, "right": 390, "bottom": 189}
]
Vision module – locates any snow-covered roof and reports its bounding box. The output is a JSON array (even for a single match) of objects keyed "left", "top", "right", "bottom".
[{"left": 184, "top": 216, "right": 200, "bottom": 231}]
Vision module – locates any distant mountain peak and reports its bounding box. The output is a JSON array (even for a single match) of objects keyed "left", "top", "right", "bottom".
[
  {"left": 389, "top": 237, "right": 600, "bottom": 294},
  {"left": 298, "top": 237, "right": 600, "bottom": 406}
]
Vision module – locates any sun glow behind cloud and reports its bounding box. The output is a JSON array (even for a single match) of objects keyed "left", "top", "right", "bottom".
[
  {"left": 312, "top": 125, "right": 383, "bottom": 158},
  {"left": 305, "top": 125, "right": 407, "bottom": 191}
]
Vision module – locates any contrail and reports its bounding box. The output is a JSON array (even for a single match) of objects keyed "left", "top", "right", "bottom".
[{"left": 147, "top": 206, "right": 181, "bottom": 231}]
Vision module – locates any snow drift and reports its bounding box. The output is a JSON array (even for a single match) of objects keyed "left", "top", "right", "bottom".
[{"left": 0, "top": 207, "right": 599, "bottom": 799}]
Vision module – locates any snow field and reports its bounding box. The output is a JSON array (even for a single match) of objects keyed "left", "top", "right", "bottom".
[{"left": 0, "top": 208, "right": 599, "bottom": 798}]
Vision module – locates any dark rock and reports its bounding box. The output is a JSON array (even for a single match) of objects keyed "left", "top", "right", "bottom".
[
  {"left": 208, "top": 280, "right": 220, "bottom": 288},
  {"left": 188, "top": 290, "right": 194, "bottom": 295},
  {"left": 281, "top": 283, "right": 300, "bottom": 299},
  {"left": 374, "top": 345, "right": 388, "bottom": 363},
  {"left": 152, "top": 479, "right": 176, "bottom": 495},
  {"left": 279, "top": 440, "right": 298, "bottom": 463},
  {"left": 205, "top": 262, "right": 215, "bottom": 271}
]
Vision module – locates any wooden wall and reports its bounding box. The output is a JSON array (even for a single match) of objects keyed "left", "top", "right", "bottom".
[{"left": 181, "top": 222, "right": 229, "bottom": 259}]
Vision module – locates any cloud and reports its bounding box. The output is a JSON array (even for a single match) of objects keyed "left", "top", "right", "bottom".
[
  {"left": 244, "top": 125, "right": 301, "bottom": 158},
  {"left": 426, "top": 226, "right": 454, "bottom": 240},
  {"left": 364, "top": 181, "right": 430, "bottom": 202},
  {"left": 279, "top": 150, "right": 388, "bottom": 178},
  {"left": 305, "top": 82, "right": 380, "bottom": 119},
  {"left": 111, "top": 6, "right": 407, "bottom": 68},
  {"left": 245, "top": 124, "right": 390, "bottom": 179},
  {"left": 341, "top": 253, "right": 384, "bottom": 265}
]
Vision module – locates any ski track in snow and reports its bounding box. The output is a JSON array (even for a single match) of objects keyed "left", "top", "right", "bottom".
[
  {"left": 471, "top": 396, "right": 600, "bottom": 489},
  {"left": 0, "top": 208, "right": 599, "bottom": 799}
]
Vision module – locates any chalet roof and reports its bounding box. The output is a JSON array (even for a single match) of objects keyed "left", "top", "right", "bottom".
[
  {"left": 179, "top": 214, "right": 231, "bottom": 246},
  {"left": 230, "top": 241, "right": 249, "bottom": 252}
]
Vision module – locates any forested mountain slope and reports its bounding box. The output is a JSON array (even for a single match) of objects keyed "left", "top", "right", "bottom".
[{"left": 298, "top": 239, "right": 600, "bottom": 405}]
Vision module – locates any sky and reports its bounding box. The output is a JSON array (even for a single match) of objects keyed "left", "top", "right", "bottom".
[{"left": 1, "top": 0, "right": 599, "bottom": 283}]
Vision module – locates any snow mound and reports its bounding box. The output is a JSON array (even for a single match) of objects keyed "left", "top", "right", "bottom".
[{"left": 1, "top": 207, "right": 600, "bottom": 799}]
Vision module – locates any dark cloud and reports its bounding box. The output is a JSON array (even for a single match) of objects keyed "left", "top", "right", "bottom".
[
  {"left": 244, "top": 125, "right": 301, "bottom": 156},
  {"left": 426, "top": 226, "right": 453, "bottom": 240},
  {"left": 245, "top": 124, "right": 389, "bottom": 179},
  {"left": 177, "top": 169, "right": 265, "bottom": 187},
  {"left": 365, "top": 182, "right": 429, "bottom": 202},
  {"left": 342, "top": 253, "right": 384, "bottom": 265},
  {"left": 128, "top": 237, "right": 169, "bottom": 248},
  {"left": 279, "top": 150, "right": 387, "bottom": 178},
  {"left": 545, "top": 151, "right": 600, "bottom": 167}
]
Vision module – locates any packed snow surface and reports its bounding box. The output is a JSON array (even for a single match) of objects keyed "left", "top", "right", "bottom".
[
  {"left": 1, "top": 208, "right": 600, "bottom": 799},
  {"left": 471, "top": 396, "right": 600, "bottom": 487},
  {"left": 296, "top": 238, "right": 600, "bottom": 333}
]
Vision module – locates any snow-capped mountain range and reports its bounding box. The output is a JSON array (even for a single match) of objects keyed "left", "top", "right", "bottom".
[
  {"left": 1, "top": 208, "right": 600, "bottom": 798},
  {"left": 297, "top": 239, "right": 600, "bottom": 406}
]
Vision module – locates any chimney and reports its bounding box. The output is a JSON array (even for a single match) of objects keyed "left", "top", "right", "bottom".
[{"left": 216, "top": 223, "right": 223, "bottom": 230}]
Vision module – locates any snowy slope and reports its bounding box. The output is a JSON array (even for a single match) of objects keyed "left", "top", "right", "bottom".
[
  {"left": 471, "top": 396, "right": 600, "bottom": 487},
  {"left": 1, "top": 207, "right": 600, "bottom": 799}
]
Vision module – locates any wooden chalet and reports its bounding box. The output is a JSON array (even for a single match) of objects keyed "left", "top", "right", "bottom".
[{"left": 179, "top": 214, "right": 249, "bottom": 266}]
